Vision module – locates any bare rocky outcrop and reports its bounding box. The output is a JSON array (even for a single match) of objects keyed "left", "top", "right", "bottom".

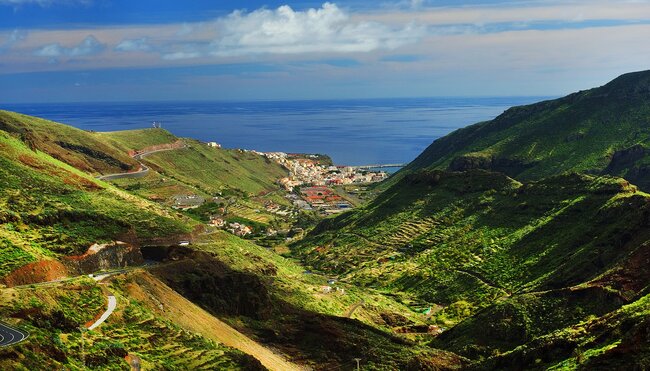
[{"left": 64, "top": 241, "right": 144, "bottom": 275}]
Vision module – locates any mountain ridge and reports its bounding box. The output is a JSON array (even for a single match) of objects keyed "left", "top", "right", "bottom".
[{"left": 397, "top": 69, "right": 650, "bottom": 190}]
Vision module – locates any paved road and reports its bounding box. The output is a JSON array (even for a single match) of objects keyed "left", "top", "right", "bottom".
[
  {"left": 0, "top": 322, "right": 28, "bottom": 347},
  {"left": 88, "top": 295, "right": 117, "bottom": 331},
  {"left": 97, "top": 144, "right": 186, "bottom": 181}
]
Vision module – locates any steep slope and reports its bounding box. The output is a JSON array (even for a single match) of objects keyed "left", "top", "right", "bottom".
[
  {"left": 0, "top": 129, "right": 193, "bottom": 279},
  {"left": 139, "top": 139, "right": 288, "bottom": 196},
  {"left": 398, "top": 70, "right": 650, "bottom": 189},
  {"left": 0, "top": 111, "right": 453, "bottom": 369},
  {"left": 294, "top": 170, "right": 650, "bottom": 365},
  {"left": 0, "top": 274, "right": 265, "bottom": 370},
  {"left": 147, "top": 239, "right": 465, "bottom": 370},
  {"left": 0, "top": 110, "right": 140, "bottom": 175}
]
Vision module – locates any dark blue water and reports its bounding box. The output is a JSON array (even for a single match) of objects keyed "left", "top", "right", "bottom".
[{"left": 3, "top": 97, "right": 546, "bottom": 166}]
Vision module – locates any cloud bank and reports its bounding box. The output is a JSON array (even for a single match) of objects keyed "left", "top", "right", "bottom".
[
  {"left": 158, "top": 3, "right": 423, "bottom": 60},
  {"left": 115, "top": 37, "right": 152, "bottom": 52},
  {"left": 34, "top": 35, "right": 104, "bottom": 57}
]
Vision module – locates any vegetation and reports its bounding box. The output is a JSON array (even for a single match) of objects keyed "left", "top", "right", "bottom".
[
  {"left": 0, "top": 277, "right": 262, "bottom": 370},
  {"left": 141, "top": 139, "right": 287, "bottom": 196},
  {"left": 0, "top": 110, "right": 139, "bottom": 174},
  {"left": 96, "top": 128, "right": 178, "bottom": 152},
  {"left": 4, "top": 70, "right": 650, "bottom": 369},
  {"left": 394, "top": 70, "right": 650, "bottom": 191},
  {"left": 0, "top": 129, "right": 193, "bottom": 277},
  {"left": 296, "top": 70, "right": 650, "bottom": 368},
  {"left": 151, "top": 233, "right": 465, "bottom": 370}
]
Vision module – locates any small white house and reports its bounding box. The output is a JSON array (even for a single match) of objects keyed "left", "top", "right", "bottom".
[{"left": 207, "top": 142, "right": 222, "bottom": 148}]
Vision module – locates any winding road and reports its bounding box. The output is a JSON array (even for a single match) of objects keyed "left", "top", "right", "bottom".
[
  {"left": 0, "top": 322, "right": 28, "bottom": 347},
  {"left": 88, "top": 295, "right": 117, "bottom": 331},
  {"left": 97, "top": 144, "right": 186, "bottom": 181}
]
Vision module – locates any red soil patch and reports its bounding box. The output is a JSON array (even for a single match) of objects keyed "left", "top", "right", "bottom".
[
  {"left": 63, "top": 172, "right": 103, "bottom": 191},
  {"left": 18, "top": 154, "right": 46, "bottom": 170},
  {"left": 2, "top": 259, "right": 69, "bottom": 287},
  {"left": 134, "top": 140, "right": 185, "bottom": 155}
]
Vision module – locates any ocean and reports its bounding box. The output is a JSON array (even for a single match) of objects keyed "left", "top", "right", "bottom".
[{"left": 3, "top": 97, "right": 546, "bottom": 167}]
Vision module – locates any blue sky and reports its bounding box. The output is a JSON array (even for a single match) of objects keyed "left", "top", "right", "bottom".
[{"left": 1, "top": 0, "right": 649, "bottom": 103}]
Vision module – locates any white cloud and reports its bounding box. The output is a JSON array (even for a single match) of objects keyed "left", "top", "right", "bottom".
[
  {"left": 115, "top": 37, "right": 152, "bottom": 52},
  {"left": 206, "top": 3, "right": 424, "bottom": 58},
  {"left": 34, "top": 35, "right": 105, "bottom": 57}
]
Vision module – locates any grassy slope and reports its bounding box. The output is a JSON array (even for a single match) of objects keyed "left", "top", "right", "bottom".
[
  {"left": 0, "top": 112, "right": 441, "bottom": 369},
  {"left": 0, "top": 129, "right": 193, "bottom": 278},
  {"left": 152, "top": 232, "right": 465, "bottom": 370},
  {"left": 141, "top": 139, "right": 288, "bottom": 196},
  {"left": 0, "top": 276, "right": 262, "bottom": 370},
  {"left": 196, "top": 231, "right": 423, "bottom": 327},
  {"left": 0, "top": 110, "right": 139, "bottom": 175},
  {"left": 395, "top": 70, "right": 650, "bottom": 189},
  {"left": 96, "top": 128, "right": 178, "bottom": 152},
  {"left": 294, "top": 169, "right": 650, "bottom": 364}
]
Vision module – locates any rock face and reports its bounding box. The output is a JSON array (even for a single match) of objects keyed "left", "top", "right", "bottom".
[
  {"left": 603, "top": 144, "right": 650, "bottom": 190},
  {"left": 64, "top": 241, "right": 144, "bottom": 274}
]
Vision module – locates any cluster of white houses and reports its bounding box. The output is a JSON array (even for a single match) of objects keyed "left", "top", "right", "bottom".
[{"left": 259, "top": 151, "right": 388, "bottom": 190}]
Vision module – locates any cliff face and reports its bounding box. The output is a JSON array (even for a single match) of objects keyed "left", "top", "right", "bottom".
[{"left": 64, "top": 241, "right": 144, "bottom": 274}]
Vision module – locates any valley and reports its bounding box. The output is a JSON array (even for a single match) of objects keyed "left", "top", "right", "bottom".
[{"left": 1, "top": 70, "right": 650, "bottom": 370}]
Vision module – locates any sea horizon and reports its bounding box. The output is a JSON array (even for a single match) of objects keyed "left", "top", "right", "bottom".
[{"left": 3, "top": 96, "right": 550, "bottom": 167}]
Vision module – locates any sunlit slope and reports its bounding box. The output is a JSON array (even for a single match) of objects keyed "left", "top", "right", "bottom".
[
  {"left": 395, "top": 70, "right": 650, "bottom": 190},
  {"left": 0, "top": 129, "right": 193, "bottom": 278},
  {"left": 294, "top": 169, "right": 650, "bottom": 364},
  {"left": 139, "top": 139, "right": 288, "bottom": 196},
  {"left": 0, "top": 110, "right": 140, "bottom": 174}
]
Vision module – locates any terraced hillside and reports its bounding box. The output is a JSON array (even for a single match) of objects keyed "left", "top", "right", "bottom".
[
  {"left": 295, "top": 169, "right": 650, "bottom": 367},
  {"left": 395, "top": 70, "right": 650, "bottom": 190}
]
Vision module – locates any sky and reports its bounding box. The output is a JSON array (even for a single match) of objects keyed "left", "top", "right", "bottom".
[{"left": 1, "top": 0, "right": 649, "bottom": 103}]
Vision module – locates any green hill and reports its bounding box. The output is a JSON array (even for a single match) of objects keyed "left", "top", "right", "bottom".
[
  {"left": 0, "top": 128, "right": 194, "bottom": 277},
  {"left": 295, "top": 169, "right": 650, "bottom": 367},
  {"left": 398, "top": 70, "right": 650, "bottom": 190},
  {"left": 0, "top": 110, "right": 444, "bottom": 369},
  {"left": 295, "top": 71, "right": 650, "bottom": 368},
  {"left": 0, "top": 110, "right": 141, "bottom": 175}
]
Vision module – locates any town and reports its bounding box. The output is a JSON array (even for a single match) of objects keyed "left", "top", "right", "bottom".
[
  {"left": 169, "top": 144, "right": 393, "bottom": 238},
  {"left": 258, "top": 151, "right": 389, "bottom": 213}
]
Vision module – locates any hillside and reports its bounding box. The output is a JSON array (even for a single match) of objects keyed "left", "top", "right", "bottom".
[
  {"left": 0, "top": 110, "right": 141, "bottom": 175},
  {"left": 398, "top": 70, "right": 650, "bottom": 190},
  {"left": 294, "top": 169, "right": 650, "bottom": 367},
  {"left": 292, "top": 71, "right": 650, "bottom": 369},
  {"left": 0, "top": 128, "right": 194, "bottom": 277},
  {"left": 0, "top": 111, "right": 453, "bottom": 369}
]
